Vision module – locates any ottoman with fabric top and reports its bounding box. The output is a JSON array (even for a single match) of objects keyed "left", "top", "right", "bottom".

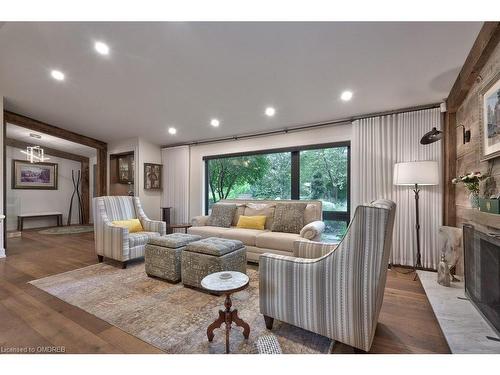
[
  {"left": 145, "top": 233, "right": 201, "bottom": 282},
  {"left": 181, "top": 237, "right": 247, "bottom": 290}
]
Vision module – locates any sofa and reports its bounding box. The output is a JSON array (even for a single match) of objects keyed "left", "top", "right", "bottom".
[
  {"left": 259, "top": 199, "right": 396, "bottom": 352},
  {"left": 93, "top": 196, "right": 166, "bottom": 268},
  {"left": 188, "top": 199, "right": 325, "bottom": 263}
]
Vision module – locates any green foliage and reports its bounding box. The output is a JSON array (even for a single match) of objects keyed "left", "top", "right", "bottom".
[
  {"left": 207, "top": 147, "right": 349, "bottom": 217},
  {"left": 208, "top": 155, "right": 269, "bottom": 204},
  {"left": 300, "top": 148, "right": 348, "bottom": 204},
  {"left": 310, "top": 171, "right": 326, "bottom": 199}
]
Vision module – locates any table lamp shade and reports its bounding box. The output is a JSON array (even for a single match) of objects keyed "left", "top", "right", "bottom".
[{"left": 393, "top": 161, "right": 439, "bottom": 186}]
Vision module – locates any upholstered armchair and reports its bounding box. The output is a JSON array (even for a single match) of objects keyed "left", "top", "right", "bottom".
[
  {"left": 259, "top": 199, "right": 396, "bottom": 352},
  {"left": 93, "top": 196, "right": 166, "bottom": 268}
]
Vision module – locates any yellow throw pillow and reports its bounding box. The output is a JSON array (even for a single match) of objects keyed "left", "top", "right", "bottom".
[
  {"left": 236, "top": 215, "right": 267, "bottom": 230},
  {"left": 112, "top": 218, "right": 143, "bottom": 233}
]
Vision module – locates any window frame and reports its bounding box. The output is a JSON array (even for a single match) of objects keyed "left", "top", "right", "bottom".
[{"left": 203, "top": 141, "right": 351, "bottom": 229}]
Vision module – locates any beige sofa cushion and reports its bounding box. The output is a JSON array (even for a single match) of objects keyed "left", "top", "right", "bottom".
[
  {"left": 223, "top": 227, "right": 267, "bottom": 246},
  {"left": 187, "top": 225, "right": 231, "bottom": 238},
  {"left": 304, "top": 203, "right": 322, "bottom": 224},
  {"left": 244, "top": 202, "right": 276, "bottom": 230},
  {"left": 255, "top": 231, "right": 307, "bottom": 252},
  {"left": 231, "top": 204, "right": 247, "bottom": 226}
]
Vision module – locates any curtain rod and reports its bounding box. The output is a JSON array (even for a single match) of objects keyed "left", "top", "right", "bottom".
[{"left": 162, "top": 102, "right": 441, "bottom": 148}]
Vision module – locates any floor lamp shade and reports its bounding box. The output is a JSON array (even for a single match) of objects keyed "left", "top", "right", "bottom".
[{"left": 393, "top": 161, "right": 439, "bottom": 186}]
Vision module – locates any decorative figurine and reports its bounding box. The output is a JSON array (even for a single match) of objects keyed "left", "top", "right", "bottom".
[{"left": 437, "top": 254, "right": 451, "bottom": 287}]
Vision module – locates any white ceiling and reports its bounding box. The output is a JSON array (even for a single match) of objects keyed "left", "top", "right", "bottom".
[
  {"left": 0, "top": 22, "right": 482, "bottom": 146},
  {"left": 6, "top": 123, "right": 97, "bottom": 158}
]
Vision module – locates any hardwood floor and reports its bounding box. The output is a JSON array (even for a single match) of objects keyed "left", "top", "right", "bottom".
[{"left": 0, "top": 229, "right": 450, "bottom": 354}]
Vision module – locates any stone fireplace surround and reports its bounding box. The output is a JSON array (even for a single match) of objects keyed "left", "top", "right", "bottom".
[{"left": 418, "top": 211, "right": 500, "bottom": 353}]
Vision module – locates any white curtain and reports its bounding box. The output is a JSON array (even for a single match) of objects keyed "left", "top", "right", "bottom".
[
  {"left": 161, "top": 146, "right": 190, "bottom": 224},
  {"left": 352, "top": 108, "right": 442, "bottom": 269}
]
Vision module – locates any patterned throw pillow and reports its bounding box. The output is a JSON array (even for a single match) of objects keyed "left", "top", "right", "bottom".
[
  {"left": 207, "top": 203, "right": 237, "bottom": 228},
  {"left": 271, "top": 202, "right": 307, "bottom": 234}
]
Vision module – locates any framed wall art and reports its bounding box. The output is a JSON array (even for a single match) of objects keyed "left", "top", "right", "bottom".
[
  {"left": 12, "top": 159, "right": 58, "bottom": 190},
  {"left": 144, "top": 163, "right": 162, "bottom": 190},
  {"left": 480, "top": 71, "right": 500, "bottom": 161}
]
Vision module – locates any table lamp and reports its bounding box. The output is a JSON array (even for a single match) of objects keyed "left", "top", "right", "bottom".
[{"left": 393, "top": 161, "right": 439, "bottom": 269}]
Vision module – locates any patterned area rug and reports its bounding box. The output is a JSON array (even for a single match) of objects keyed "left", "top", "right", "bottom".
[
  {"left": 38, "top": 225, "right": 94, "bottom": 235},
  {"left": 30, "top": 263, "right": 333, "bottom": 354}
]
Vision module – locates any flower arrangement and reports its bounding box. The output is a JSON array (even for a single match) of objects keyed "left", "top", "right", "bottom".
[
  {"left": 451, "top": 172, "right": 487, "bottom": 195},
  {"left": 452, "top": 172, "right": 488, "bottom": 208}
]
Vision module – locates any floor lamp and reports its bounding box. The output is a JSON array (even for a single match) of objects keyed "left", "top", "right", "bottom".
[{"left": 393, "top": 161, "right": 439, "bottom": 270}]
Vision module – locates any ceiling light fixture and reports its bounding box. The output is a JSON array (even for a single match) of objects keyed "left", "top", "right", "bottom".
[
  {"left": 210, "top": 119, "right": 220, "bottom": 127},
  {"left": 51, "top": 70, "right": 65, "bottom": 81},
  {"left": 168, "top": 127, "right": 177, "bottom": 135},
  {"left": 340, "top": 90, "right": 353, "bottom": 101},
  {"left": 94, "top": 41, "right": 110, "bottom": 56},
  {"left": 265, "top": 107, "right": 276, "bottom": 117},
  {"left": 21, "top": 146, "right": 50, "bottom": 163}
]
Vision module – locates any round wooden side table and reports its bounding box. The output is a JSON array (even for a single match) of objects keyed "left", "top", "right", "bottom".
[{"left": 201, "top": 271, "right": 250, "bottom": 354}]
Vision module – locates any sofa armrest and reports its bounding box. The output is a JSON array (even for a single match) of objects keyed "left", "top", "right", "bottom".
[
  {"left": 300, "top": 220, "right": 325, "bottom": 240},
  {"left": 191, "top": 215, "right": 209, "bottom": 227},
  {"left": 100, "top": 222, "right": 130, "bottom": 261},
  {"left": 142, "top": 219, "right": 166, "bottom": 235},
  {"left": 293, "top": 240, "right": 337, "bottom": 259}
]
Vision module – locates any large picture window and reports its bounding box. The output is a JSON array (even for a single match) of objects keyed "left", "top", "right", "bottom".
[{"left": 204, "top": 142, "right": 350, "bottom": 242}]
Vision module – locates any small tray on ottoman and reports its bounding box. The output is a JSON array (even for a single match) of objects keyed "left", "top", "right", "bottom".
[
  {"left": 181, "top": 237, "right": 247, "bottom": 290},
  {"left": 145, "top": 233, "right": 201, "bottom": 282}
]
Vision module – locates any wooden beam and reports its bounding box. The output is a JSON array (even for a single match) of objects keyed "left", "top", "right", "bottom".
[
  {"left": 4, "top": 111, "right": 107, "bottom": 150},
  {"left": 443, "top": 111, "right": 456, "bottom": 226},
  {"left": 5, "top": 138, "right": 88, "bottom": 163},
  {"left": 81, "top": 159, "right": 90, "bottom": 224},
  {"left": 447, "top": 22, "right": 500, "bottom": 112},
  {"left": 96, "top": 147, "right": 107, "bottom": 197}
]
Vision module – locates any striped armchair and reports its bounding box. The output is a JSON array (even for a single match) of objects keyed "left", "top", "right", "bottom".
[
  {"left": 259, "top": 199, "right": 396, "bottom": 352},
  {"left": 93, "top": 196, "right": 166, "bottom": 268}
]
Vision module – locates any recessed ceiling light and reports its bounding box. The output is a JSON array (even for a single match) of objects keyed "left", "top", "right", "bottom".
[
  {"left": 340, "top": 90, "right": 353, "bottom": 101},
  {"left": 210, "top": 119, "right": 220, "bottom": 127},
  {"left": 168, "top": 127, "right": 177, "bottom": 135},
  {"left": 265, "top": 107, "right": 276, "bottom": 117},
  {"left": 50, "top": 70, "right": 65, "bottom": 81},
  {"left": 94, "top": 41, "right": 110, "bottom": 56}
]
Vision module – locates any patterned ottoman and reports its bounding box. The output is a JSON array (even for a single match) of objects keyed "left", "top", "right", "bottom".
[
  {"left": 145, "top": 233, "right": 201, "bottom": 282},
  {"left": 181, "top": 237, "right": 247, "bottom": 290}
]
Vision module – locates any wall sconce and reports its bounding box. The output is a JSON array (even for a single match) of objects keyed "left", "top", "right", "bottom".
[{"left": 457, "top": 124, "right": 471, "bottom": 144}]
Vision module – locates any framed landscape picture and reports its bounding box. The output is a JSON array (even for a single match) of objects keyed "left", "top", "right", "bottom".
[
  {"left": 480, "top": 71, "right": 500, "bottom": 161},
  {"left": 144, "top": 163, "right": 162, "bottom": 190},
  {"left": 12, "top": 160, "right": 58, "bottom": 189}
]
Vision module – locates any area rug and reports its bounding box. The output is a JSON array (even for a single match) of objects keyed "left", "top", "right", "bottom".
[
  {"left": 38, "top": 225, "right": 94, "bottom": 235},
  {"left": 29, "top": 263, "right": 333, "bottom": 354}
]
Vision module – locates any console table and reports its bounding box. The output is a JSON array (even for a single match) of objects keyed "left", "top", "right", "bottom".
[{"left": 17, "top": 212, "right": 63, "bottom": 231}]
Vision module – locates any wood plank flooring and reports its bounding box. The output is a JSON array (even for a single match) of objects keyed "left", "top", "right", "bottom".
[{"left": 0, "top": 229, "right": 450, "bottom": 354}]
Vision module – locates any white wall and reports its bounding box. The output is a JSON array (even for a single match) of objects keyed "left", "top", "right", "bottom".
[
  {"left": 138, "top": 138, "right": 162, "bottom": 220},
  {"left": 107, "top": 137, "right": 162, "bottom": 220},
  {"left": 6, "top": 146, "right": 82, "bottom": 230},
  {"left": 0, "top": 96, "right": 4, "bottom": 257},
  {"left": 89, "top": 155, "right": 97, "bottom": 223},
  {"left": 187, "top": 124, "right": 352, "bottom": 218}
]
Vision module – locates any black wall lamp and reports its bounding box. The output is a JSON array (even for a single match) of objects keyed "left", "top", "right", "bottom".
[
  {"left": 457, "top": 124, "right": 471, "bottom": 144},
  {"left": 420, "top": 127, "right": 443, "bottom": 144}
]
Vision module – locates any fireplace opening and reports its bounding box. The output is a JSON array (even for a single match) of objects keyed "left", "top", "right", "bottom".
[{"left": 463, "top": 225, "right": 500, "bottom": 337}]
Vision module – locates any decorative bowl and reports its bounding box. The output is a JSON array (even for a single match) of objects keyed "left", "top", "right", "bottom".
[{"left": 219, "top": 272, "right": 232, "bottom": 280}]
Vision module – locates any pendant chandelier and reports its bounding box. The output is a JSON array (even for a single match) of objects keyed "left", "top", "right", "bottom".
[{"left": 20, "top": 145, "right": 50, "bottom": 163}]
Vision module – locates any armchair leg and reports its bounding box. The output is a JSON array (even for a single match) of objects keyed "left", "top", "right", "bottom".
[
  {"left": 97, "top": 255, "right": 104, "bottom": 263},
  {"left": 264, "top": 315, "right": 274, "bottom": 330},
  {"left": 119, "top": 261, "right": 127, "bottom": 269}
]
